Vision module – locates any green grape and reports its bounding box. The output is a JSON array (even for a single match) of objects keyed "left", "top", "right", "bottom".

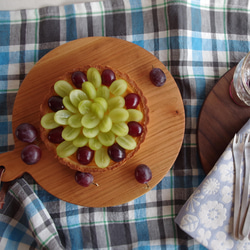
[
  {"left": 89, "top": 138, "right": 102, "bottom": 151},
  {"left": 82, "top": 126, "right": 99, "bottom": 138},
  {"left": 72, "top": 133, "right": 88, "bottom": 147},
  {"left": 127, "top": 109, "right": 143, "bottom": 122},
  {"left": 96, "top": 85, "right": 110, "bottom": 100},
  {"left": 87, "top": 67, "right": 102, "bottom": 88},
  {"left": 99, "top": 115, "right": 112, "bottom": 133},
  {"left": 81, "top": 113, "right": 100, "bottom": 129},
  {"left": 109, "top": 79, "right": 127, "bottom": 96},
  {"left": 63, "top": 96, "right": 78, "bottom": 113},
  {"left": 62, "top": 126, "right": 81, "bottom": 141},
  {"left": 94, "top": 147, "right": 110, "bottom": 168},
  {"left": 41, "top": 113, "right": 59, "bottom": 129},
  {"left": 69, "top": 89, "right": 88, "bottom": 107},
  {"left": 91, "top": 102, "right": 104, "bottom": 120},
  {"left": 109, "top": 108, "right": 129, "bottom": 123},
  {"left": 116, "top": 135, "right": 137, "bottom": 150},
  {"left": 111, "top": 122, "right": 129, "bottom": 136},
  {"left": 68, "top": 114, "right": 82, "bottom": 128},
  {"left": 107, "top": 96, "right": 125, "bottom": 110},
  {"left": 56, "top": 141, "right": 78, "bottom": 158},
  {"left": 54, "top": 110, "right": 72, "bottom": 125},
  {"left": 78, "top": 100, "right": 92, "bottom": 115},
  {"left": 94, "top": 97, "right": 108, "bottom": 112},
  {"left": 54, "top": 80, "right": 74, "bottom": 97},
  {"left": 98, "top": 131, "right": 115, "bottom": 147},
  {"left": 82, "top": 81, "right": 97, "bottom": 99}
]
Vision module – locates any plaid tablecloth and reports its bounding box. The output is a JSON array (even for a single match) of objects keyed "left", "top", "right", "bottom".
[{"left": 0, "top": 0, "right": 250, "bottom": 249}]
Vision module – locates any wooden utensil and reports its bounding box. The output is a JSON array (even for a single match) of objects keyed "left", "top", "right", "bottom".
[{"left": 0, "top": 37, "right": 185, "bottom": 207}]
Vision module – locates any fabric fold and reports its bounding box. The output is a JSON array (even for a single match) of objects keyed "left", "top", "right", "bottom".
[
  {"left": 175, "top": 119, "right": 250, "bottom": 250},
  {"left": 0, "top": 178, "right": 64, "bottom": 250}
]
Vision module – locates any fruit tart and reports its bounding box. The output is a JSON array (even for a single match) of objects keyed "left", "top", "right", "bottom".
[{"left": 40, "top": 65, "right": 149, "bottom": 172}]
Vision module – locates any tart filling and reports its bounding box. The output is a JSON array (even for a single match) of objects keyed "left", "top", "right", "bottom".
[{"left": 40, "top": 65, "right": 149, "bottom": 172}]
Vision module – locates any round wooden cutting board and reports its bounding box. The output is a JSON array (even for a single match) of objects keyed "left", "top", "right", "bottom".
[
  {"left": 198, "top": 67, "right": 250, "bottom": 175},
  {"left": 0, "top": 37, "right": 185, "bottom": 207}
]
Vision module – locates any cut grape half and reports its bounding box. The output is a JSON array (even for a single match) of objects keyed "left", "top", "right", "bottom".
[
  {"left": 54, "top": 110, "right": 72, "bottom": 125},
  {"left": 87, "top": 67, "right": 102, "bottom": 88},
  {"left": 62, "top": 126, "right": 81, "bottom": 141},
  {"left": 56, "top": 141, "right": 78, "bottom": 158},
  {"left": 54, "top": 80, "right": 74, "bottom": 97},
  {"left": 69, "top": 89, "right": 88, "bottom": 107},
  {"left": 109, "top": 79, "right": 127, "bottom": 96},
  {"left": 116, "top": 135, "right": 137, "bottom": 150},
  {"left": 94, "top": 147, "right": 110, "bottom": 168},
  {"left": 41, "top": 113, "right": 59, "bottom": 129},
  {"left": 109, "top": 108, "right": 129, "bottom": 123}
]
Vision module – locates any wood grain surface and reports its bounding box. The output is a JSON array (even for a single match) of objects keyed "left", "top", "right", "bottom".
[
  {"left": 198, "top": 67, "right": 250, "bottom": 175},
  {"left": 0, "top": 37, "right": 185, "bottom": 207}
]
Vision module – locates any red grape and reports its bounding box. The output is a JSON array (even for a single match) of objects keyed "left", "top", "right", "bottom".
[
  {"left": 75, "top": 172, "right": 94, "bottom": 187},
  {"left": 48, "top": 96, "right": 64, "bottom": 112},
  {"left": 48, "top": 127, "right": 64, "bottom": 144},
  {"left": 124, "top": 93, "right": 140, "bottom": 109},
  {"left": 108, "top": 143, "right": 126, "bottom": 162},
  {"left": 135, "top": 164, "right": 152, "bottom": 184},
  {"left": 128, "top": 121, "right": 143, "bottom": 137},
  {"left": 71, "top": 71, "right": 87, "bottom": 88},
  {"left": 150, "top": 68, "right": 166, "bottom": 87},
  {"left": 15, "top": 123, "right": 38, "bottom": 143},
  {"left": 21, "top": 144, "right": 41, "bottom": 165},
  {"left": 101, "top": 69, "right": 116, "bottom": 86},
  {"left": 77, "top": 146, "right": 94, "bottom": 165}
]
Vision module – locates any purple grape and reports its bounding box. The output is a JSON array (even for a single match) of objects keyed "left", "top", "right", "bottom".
[
  {"left": 75, "top": 172, "right": 94, "bottom": 187},
  {"left": 15, "top": 123, "right": 38, "bottom": 143},
  {"left": 48, "top": 96, "right": 64, "bottom": 112},
  {"left": 71, "top": 71, "right": 87, "bottom": 88},
  {"left": 124, "top": 93, "right": 140, "bottom": 109},
  {"left": 135, "top": 164, "right": 152, "bottom": 184},
  {"left": 77, "top": 146, "right": 94, "bottom": 165},
  {"left": 48, "top": 127, "right": 64, "bottom": 144},
  {"left": 149, "top": 68, "right": 166, "bottom": 87},
  {"left": 101, "top": 69, "right": 116, "bottom": 86},
  {"left": 21, "top": 144, "right": 41, "bottom": 165},
  {"left": 128, "top": 121, "right": 143, "bottom": 137},
  {"left": 108, "top": 143, "right": 126, "bottom": 162}
]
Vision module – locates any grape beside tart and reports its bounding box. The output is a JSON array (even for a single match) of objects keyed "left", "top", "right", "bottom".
[{"left": 40, "top": 65, "right": 149, "bottom": 172}]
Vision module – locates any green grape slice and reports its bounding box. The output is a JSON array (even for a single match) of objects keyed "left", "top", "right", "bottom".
[
  {"left": 54, "top": 110, "right": 72, "bottom": 125},
  {"left": 56, "top": 141, "right": 77, "bottom": 158},
  {"left": 89, "top": 138, "right": 102, "bottom": 151},
  {"left": 54, "top": 80, "right": 74, "bottom": 97},
  {"left": 82, "top": 81, "right": 97, "bottom": 100},
  {"left": 94, "top": 147, "right": 110, "bottom": 168},
  {"left": 69, "top": 89, "right": 88, "bottom": 107},
  {"left": 94, "top": 97, "right": 108, "bottom": 112},
  {"left": 109, "top": 108, "right": 129, "bottom": 123},
  {"left": 107, "top": 96, "right": 125, "bottom": 110},
  {"left": 78, "top": 100, "right": 92, "bottom": 115},
  {"left": 87, "top": 67, "right": 102, "bottom": 88},
  {"left": 116, "top": 135, "right": 137, "bottom": 150},
  {"left": 111, "top": 122, "right": 129, "bottom": 136},
  {"left": 41, "top": 113, "right": 59, "bottom": 129},
  {"left": 97, "top": 131, "right": 115, "bottom": 147},
  {"left": 81, "top": 113, "right": 100, "bottom": 129},
  {"left": 99, "top": 115, "right": 112, "bottom": 133},
  {"left": 63, "top": 96, "right": 78, "bottom": 113},
  {"left": 68, "top": 113, "right": 82, "bottom": 128},
  {"left": 82, "top": 126, "right": 99, "bottom": 138},
  {"left": 91, "top": 103, "right": 104, "bottom": 120},
  {"left": 62, "top": 126, "right": 81, "bottom": 141},
  {"left": 109, "top": 79, "right": 127, "bottom": 96},
  {"left": 96, "top": 85, "right": 110, "bottom": 100},
  {"left": 127, "top": 109, "right": 143, "bottom": 122},
  {"left": 72, "top": 133, "right": 88, "bottom": 147}
]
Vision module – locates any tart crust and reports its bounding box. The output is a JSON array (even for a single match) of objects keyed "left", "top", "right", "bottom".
[{"left": 40, "top": 65, "right": 149, "bottom": 172}]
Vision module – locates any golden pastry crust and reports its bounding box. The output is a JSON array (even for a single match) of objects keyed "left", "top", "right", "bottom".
[{"left": 40, "top": 65, "right": 149, "bottom": 172}]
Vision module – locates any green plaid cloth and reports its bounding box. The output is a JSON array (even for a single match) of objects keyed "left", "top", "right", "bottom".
[{"left": 0, "top": 0, "right": 250, "bottom": 249}]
